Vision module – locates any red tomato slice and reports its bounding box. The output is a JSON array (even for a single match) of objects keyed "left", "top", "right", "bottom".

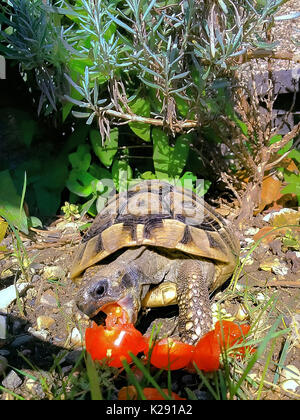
[
  {"left": 192, "top": 330, "right": 220, "bottom": 372},
  {"left": 214, "top": 320, "right": 250, "bottom": 348},
  {"left": 148, "top": 337, "right": 194, "bottom": 370},
  {"left": 101, "top": 303, "right": 129, "bottom": 327},
  {"left": 85, "top": 322, "right": 146, "bottom": 368}
]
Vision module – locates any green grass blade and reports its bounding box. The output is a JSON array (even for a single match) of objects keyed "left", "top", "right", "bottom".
[
  {"left": 128, "top": 353, "right": 171, "bottom": 400},
  {"left": 231, "top": 315, "right": 287, "bottom": 397},
  {"left": 85, "top": 353, "right": 103, "bottom": 400},
  {"left": 121, "top": 359, "right": 147, "bottom": 400}
]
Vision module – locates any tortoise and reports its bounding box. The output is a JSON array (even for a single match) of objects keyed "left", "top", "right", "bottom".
[{"left": 71, "top": 180, "right": 240, "bottom": 344}]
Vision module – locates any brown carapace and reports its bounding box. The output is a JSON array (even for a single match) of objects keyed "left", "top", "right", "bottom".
[{"left": 71, "top": 181, "right": 240, "bottom": 344}]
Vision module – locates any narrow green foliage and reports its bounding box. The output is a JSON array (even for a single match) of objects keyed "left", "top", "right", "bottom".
[{"left": 85, "top": 353, "right": 103, "bottom": 400}]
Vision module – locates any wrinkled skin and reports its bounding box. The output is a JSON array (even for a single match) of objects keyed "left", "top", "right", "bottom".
[
  {"left": 77, "top": 247, "right": 171, "bottom": 323},
  {"left": 76, "top": 246, "right": 215, "bottom": 344}
]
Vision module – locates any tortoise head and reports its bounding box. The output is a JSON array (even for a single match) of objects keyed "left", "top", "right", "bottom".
[{"left": 76, "top": 256, "right": 148, "bottom": 323}]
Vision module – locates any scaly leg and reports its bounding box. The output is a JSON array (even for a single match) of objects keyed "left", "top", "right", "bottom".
[{"left": 176, "top": 259, "right": 214, "bottom": 344}]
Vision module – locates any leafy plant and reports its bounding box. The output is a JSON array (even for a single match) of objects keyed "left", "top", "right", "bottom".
[
  {"left": 1, "top": 0, "right": 299, "bottom": 220},
  {"left": 0, "top": 170, "right": 41, "bottom": 234}
]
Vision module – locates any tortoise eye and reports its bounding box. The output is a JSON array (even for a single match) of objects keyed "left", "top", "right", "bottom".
[{"left": 91, "top": 279, "right": 108, "bottom": 299}]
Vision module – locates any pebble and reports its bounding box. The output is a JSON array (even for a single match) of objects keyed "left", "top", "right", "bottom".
[
  {"left": 40, "top": 290, "right": 59, "bottom": 308},
  {"left": 0, "top": 282, "right": 30, "bottom": 312},
  {"left": 256, "top": 292, "right": 267, "bottom": 302},
  {"left": 282, "top": 365, "right": 300, "bottom": 392},
  {"left": 0, "top": 314, "right": 7, "bottom": 340},
  {"left": 263, "top": 208, "right": 297, "bottom": 222},
  {"left": 240, "top": 256, "right": 254, "bottom": 266},
  {"left": 235, "top": 304, "right": 249, "bottom": 321},
  {"left": 43, "top": 265, "right": 66, "bottom": 279},
  {"left": 25, "top": 378, "right": 45, "bottom": 398},
  {"left": 259, "top": 257, "right": 280, "bottom": 272},
  {"left": 36, "top": 316, "right": 55, "bottom": 330},
  {"left": 272, "top": 263, "right": 289, "bottom": 276},
  {"left": 2, "top": 370, "right": 22, "bottom": 390},
  {"left": 31, "top": 274, "right": 41, "bottom": 283},
  {"left": 0, "top": 269, "right": 13, "bottom": 279},
  {"left": 11, "top": 334, "right": 34, "bottom": 348},
  {"left": 29, "top": 263, "right": 44, "bottom": 272},
  {"left": 0, "top": 356, "right": 8, "bottom": 376},
  {"left": 244, "top": 227, "right": 259, "bottom": 236},
  {"left": 27, "top": 327, "right": 49, "bottom": 341},
  {"left": 289, "top": 314, "right": 300, "bottom": 344},
  {"left": 70, "top": 327, "right": 84, "bottom": 347}
]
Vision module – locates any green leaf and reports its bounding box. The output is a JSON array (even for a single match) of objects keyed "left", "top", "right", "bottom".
[
  {"left": 66, "top": 169, "right": 96, "bottom": 197},
  {"left": 281, "top": 173, "right": 300, "bottom": 196},
  {"left": 33, "top": 159, "right": 68, "bottom": 216},
  {"left": 112, "top": 160, "right": 132, "bottom": 192},
  {"left": 152, "top": 129, "right": 191, "bottom": 179},
  {"left": 175, "top": 95, "right": 189, "bottom": 117},
  {"left": 19, "top": 119, "right": 37, "bottom": 148},
  {"left": 288, "top": 149, "right": 300, "bottom": 163},
  {"left": 129, "top": 97, "right": 151, "bottom": 142},
  {"left": 68, "top": 144, "right": 91, "bottom": 171},
  {"left": 90, "top": 128, "right": 118, "bottom": 167},
  {"left": 29, "top": 216, "right": 42, "bottom": 228},
  {"left": 269, "top": 134, "right": 282, "bottom": 145},
  {"left": 169, "top": 133, "right": 191, "bottom": 178},
  {"left": 140, "top": 171, "right": 156, "bottom": 180},
  {"left": 152, "top": 127, "right": 171, "bottom": 179},
  {"left": 85, "top": 353, "right": 103, "bottom": 401},
  {"left": 0, "top": 170, "right": 29, "bottom": 234},
  {"left": 277, "top": 140, "right": 293, "bottom": 156},
  {"left": 69, "top": 58, "right": 93, "bottom": 76},
  {"left": 233, "top": 116, "right": 248, "bottom": 136}
]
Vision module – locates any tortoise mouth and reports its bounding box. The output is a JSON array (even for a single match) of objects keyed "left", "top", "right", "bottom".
[{"left": 77, "top": 294, "right": 138, "bottom": 324}]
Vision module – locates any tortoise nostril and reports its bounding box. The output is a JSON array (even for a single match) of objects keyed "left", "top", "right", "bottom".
[{"left": 91, "top": 279, "right": 108, "bottom": 299}]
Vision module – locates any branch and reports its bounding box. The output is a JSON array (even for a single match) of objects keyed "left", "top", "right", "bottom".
[
  {"left": 242, "top": 48, "right": 300, "bottom": 64},
  {"left": 97, "top": 108, "right": 200, "bottom": 132},
  {"left": 269, "top": 121, "right": 300, "bottom": 155}
]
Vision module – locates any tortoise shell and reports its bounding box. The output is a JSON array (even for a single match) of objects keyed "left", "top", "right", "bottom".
[{"left": 70, "top": 180, "right": 240, "bottom": 286}]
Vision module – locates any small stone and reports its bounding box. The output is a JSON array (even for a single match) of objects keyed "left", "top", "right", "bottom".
[
  {"left": 244, "top": 227, "right": 259, "bottom": 236},
  {"left": 0, "top": 283, "right": 30, "bottom": 312},
  {"left": 240, "top": 256, "right": 254, "bottom": 266},
  {"left": 0, "top": 269, "right": 13, "bottom": 279},
  {"left": 263, "top": 208, "right": 297, "bottom": 222},
  {"left": 0, "top": 356, "right": 8, "bottom": 376},
  {"left": 235, "top": 305, "right": 249, "bottom": 321},
  {"left": 43, "top": 265, "right": 66, "bottom": 280},
  {"left": 40, "top": 290, "right": 59, "bottom": 308},
  {"left": 256, "top": 292, "right": 266, "bottom": 302},
  {"left": 29, "top": 263, "right": 44, "bottom": 272},
  {"left": 2, "top": 370, "right": 22, "bottom": 390},
  {"left": 259, "top": 257, "right": 280, "bottom": 272},
  {"left": 11, "top": 334, "right": 34, "bottom": 348},
  {"left": 0, "top": 314, "right": 7, "bottom": 340},
  {"left": 31, "top": 274, "right": 41, "bottom": 283},
  {"left": 27, "top": 327, "right": 49, "bottom": 341},
  {"left": 36, "top": 316, "right": 55, "bottom": 330},
  {"left": 25, "top": 378, "right": 45, "bottom": 398},
  {"left": 70, "top": 327, "right": 84, "bottom": 347},
  {"left": 272, "top": 263, "right": 288, "bottom": 276},
  {"left": 282, "top": 365, "right": 300, "bottom": 392}
]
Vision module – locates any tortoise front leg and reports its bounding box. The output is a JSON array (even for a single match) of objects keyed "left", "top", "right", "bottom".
[{"left": 176, "top": 259, "right": 214, "bottom": 345}]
